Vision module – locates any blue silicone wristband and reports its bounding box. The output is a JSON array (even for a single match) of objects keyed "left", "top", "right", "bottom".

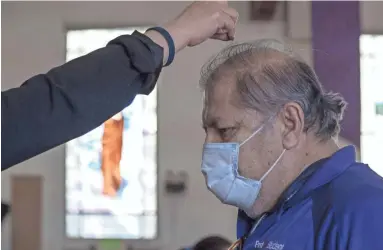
[{"left": 146, "top": 26, "right": 175, "bottom": 67}]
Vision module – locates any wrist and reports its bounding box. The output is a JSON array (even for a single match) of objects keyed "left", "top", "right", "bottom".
[
  {"left": 161, "top": 23, "right": 189, "bottom": 53},
  {"left": 144, "top": 30, "right": 169, "bottom": 65},
  {"left": 144, "top": 24, "right": 189, "bottom": 66}
]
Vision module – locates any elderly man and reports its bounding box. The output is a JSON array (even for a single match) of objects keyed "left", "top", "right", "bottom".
[{"left": 201, "top": 40, "right": 383, "bottom": 249}]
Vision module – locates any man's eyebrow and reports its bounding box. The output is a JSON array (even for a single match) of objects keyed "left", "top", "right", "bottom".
[{"left": 203, "top": 117, "right": 243, "bottom": 130}]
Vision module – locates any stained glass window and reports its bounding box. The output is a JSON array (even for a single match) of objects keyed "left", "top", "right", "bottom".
[
  {"left": 65, "top": 28, "right": 158, "bottom": 239},
  {"left": 360, "top": 35, "right": 383, "bottom": 176}
]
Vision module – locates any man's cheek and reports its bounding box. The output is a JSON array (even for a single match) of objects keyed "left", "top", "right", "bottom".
[{"left": 238, "top": 151, "right": 255, "bottom": 178}]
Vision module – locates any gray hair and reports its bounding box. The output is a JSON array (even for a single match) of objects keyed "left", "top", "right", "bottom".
[{"left": 200, "top": 39, "right": 347, "bottom": 140}]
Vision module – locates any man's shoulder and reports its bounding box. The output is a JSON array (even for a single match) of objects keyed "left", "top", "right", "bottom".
[
  {"left": 310, "top": 162, "right": 383, "bottom": 215},
  {"left": 312, "top": 163, "right": 383, "bottom": 248},
  {"left": 324, "top": 162, "right": 383, "bottom": 215}
]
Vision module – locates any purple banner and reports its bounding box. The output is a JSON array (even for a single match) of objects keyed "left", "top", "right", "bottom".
[{"left": 312, "top": 1, "right": 361, "bottom": 147}]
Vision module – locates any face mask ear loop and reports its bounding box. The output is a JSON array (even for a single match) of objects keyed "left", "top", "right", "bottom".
[
  {"left": 260, "top": 149, "right": 286, "bottom": 182},
  {"left": 239, "top": 124, "right": 265, "bottom": 147},
  {"left": 239, "top": 115, "right": 277, "bottom": 147}
]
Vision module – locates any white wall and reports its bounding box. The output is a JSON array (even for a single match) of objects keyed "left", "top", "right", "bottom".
[{"left": 1, "top": 2, "right": 285, "bottom": 250}]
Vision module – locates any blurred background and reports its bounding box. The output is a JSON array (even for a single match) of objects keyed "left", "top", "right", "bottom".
[{"left": 1, "top": 1, "right": 382, "bottom": 250}]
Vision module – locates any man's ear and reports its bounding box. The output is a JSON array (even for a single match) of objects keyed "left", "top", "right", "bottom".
[{"left": 279, "top": 102, "right": 304, "bottom": 150}]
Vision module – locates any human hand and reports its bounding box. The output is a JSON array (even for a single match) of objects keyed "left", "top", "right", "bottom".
[
  {"left": 145, "top": 1, "right": 238, "bottom": 65},
  {"left": 165, "top": 1, "right": 239, "bottom": 49}
]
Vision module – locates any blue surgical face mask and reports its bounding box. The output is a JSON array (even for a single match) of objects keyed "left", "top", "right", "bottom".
[{"left": 201, "top": 122, "right": 286, "bottom": 217}]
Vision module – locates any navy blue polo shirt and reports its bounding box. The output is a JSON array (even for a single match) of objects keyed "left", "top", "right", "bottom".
[{"left": 237, "top": 146, "right": 383, "bottom": 250}]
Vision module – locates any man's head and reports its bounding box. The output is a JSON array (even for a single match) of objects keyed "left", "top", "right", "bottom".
[{"left": 200, "top": 39, "right": 347, "bottom": 215}]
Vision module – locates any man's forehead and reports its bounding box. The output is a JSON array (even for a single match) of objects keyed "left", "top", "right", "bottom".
[
  {"left": 207, "top": 74, "right": 236, "bottom": 99},
  {"left": 203, "top": 77, "right": 241, "bottom": 126}
]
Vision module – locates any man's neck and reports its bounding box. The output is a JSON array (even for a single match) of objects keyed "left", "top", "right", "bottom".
[
  {"left": 251, "top": 137, "right": 340, "bottom": 217},
  {"left": 302, "top": 137, "right": 340, "bottom": 171}
]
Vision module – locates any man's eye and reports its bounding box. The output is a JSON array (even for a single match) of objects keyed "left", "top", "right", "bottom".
[{"left": 218, "top": 127, "right": 235, "bottom": 139}]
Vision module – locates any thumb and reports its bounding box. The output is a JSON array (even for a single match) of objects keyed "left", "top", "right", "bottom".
[{"left": 211, "top": 33, "right": 230, "bottom": 41}]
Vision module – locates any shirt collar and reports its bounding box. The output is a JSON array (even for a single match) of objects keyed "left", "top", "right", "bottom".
[
  {"left": 272, "top": 145, "right": 356, "bottom": 211},
  {"left": 293, "top": 145, "right": 356, "bottom": 199},
  {"left": 236, "top": 145, "right": 357, "bottom": 238}
]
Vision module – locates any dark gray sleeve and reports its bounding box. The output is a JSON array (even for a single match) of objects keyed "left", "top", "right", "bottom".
[{"left": 1, "top": 31, "right": 163, "bottom": 170}]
